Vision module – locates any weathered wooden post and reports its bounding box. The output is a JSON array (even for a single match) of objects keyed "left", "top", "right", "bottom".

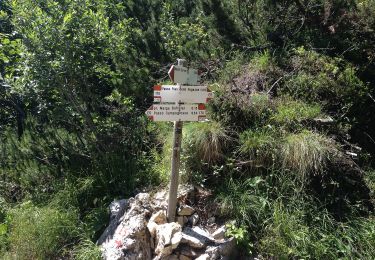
[{"left": 167, "top": 58, "right": 185, "bottom": 223}]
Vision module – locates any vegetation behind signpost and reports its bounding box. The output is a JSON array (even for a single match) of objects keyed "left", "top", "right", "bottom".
[{"left": 0, "top": 0, "right": 374, "bottom": 259}]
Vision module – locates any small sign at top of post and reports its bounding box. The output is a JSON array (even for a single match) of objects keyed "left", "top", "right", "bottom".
[{"left": 168, "top": 64, "right": 201, "bottom": 86}]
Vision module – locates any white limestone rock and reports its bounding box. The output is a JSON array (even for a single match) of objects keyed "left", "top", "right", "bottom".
[
  {"left": 212, "top": 225, "right": 226, "bottom": 240},
  {"left": 155, "top": 222, "right": 183, "bottom": 256},
  {"left": 98, "top": 193, "right": 152, "bottom": 260},
  {"left": 148, "top": 210, "right": 167, "bottom": 237},
  {"left": 181, "top": 227, "right": 214, "bottom": 249},
  {"left": 195, "top": 254, "right": 210, "bottom": 260}
]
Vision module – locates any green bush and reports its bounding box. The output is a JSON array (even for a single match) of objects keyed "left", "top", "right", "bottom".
[
  {"left": 282, "top": 48, "right": 367, "bottom": 117},
  {"left": 210, "top": 53, "right": 277, "bottom": 130},
  {"left": 8, "top": 203, "right": 80, "bottom": 259},
  {"left": 272, "top": 98, "right": 322, "bottom": 127},
  {"left": 0, "top": 197, "right": 9, "bottom": 254}
]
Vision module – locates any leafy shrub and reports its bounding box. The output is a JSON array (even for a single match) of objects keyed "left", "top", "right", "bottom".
[
  {"left": 160, "top": 3, "right": 212, "bottom": 60},
  {"left": 0, "top": 197, "right": 9, "bottom": 254},
  {"left": 283, "top": 48, "right": 367, "bottom": 117},
  {"left": 8, "top": 203, "right": 80, "bottom": 259},
  {"left": 225, "top": 221, "right": 253, "bottom": 254},
  {"left": 364, "top": 170, "right": 375, "bottom": 199}
]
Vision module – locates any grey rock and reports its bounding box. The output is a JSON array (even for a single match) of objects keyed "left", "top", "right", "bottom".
[
  {"left": 203, "top": 238, "right": 236, "bottom": 259},
  {"left": 178, "top": 205, "right": 195, "bottom": 216},
  {"left": 218, "top": 237, "right": 236, "bottom": 256},
  {"left": 177, "top": 184, "right": 195, "bottom": 201},
  {"left": 155, "top": 222, "right": 182, "bottom": 256},
  {"left": 212, "top": 225, "right": 226, "bottom": 240},
  {"left": 195, "top": 254, "right": 210, "bottom": 260},
  {"left": 109, "top": 199, "right": 129, "bottom": 219},
  {"left": 161, "top": 254, "right": 179, "bottom": 260},
  {"left": 177, "top": 216, "right": 188, "bottom": 227},
  {"left": 181, "top": 227, "right": 215, "bottom": 249},
  {"left": 314, "top": 116, "right": 334, "bottom": 124},
  {"left": 178, "top": 245, "right": 201, "bottom": 258},
  {"left": 179, "top": 255, "right": 192, "bottom": 260},
  {"left": 98, "top": 193, "right": 152, "bottom": 260},
  {"left": 207, "top": 217, "right": 216, "bottom": 225},
  {"left": 188, "top": 213, "right": 199, "bottom": 226},
  {"left": 148, "top": 210, "right": 167, "bottom": 237}
]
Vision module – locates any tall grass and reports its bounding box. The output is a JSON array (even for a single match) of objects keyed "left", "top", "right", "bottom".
[
  {"left": 7, "top": 203, "right": 80, "bottom": 260},
  {"left": 217, "top": 177, "right": 269, "bottom": 227},
  {"left": 281, "top": 130, "right": 336, "bottom": 178},
  {"left": 73, "top": 239, "right": 102, "bottom": 260},
  {"left": 260, "top": 200, "right": 375, "bottom": 259},
  {"left": 239, "top": 127, "right": 277, "bottom": 169},
  {"left": 272, "top": 98, "right": 322, "bottom": 126},
  {"left": 184, "top": 121, "right": 230, "bottom": 165}
]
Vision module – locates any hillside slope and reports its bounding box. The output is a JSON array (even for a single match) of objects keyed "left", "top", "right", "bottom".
[{"left": 0, "top": 0, "right": 374, "bottom": 259}]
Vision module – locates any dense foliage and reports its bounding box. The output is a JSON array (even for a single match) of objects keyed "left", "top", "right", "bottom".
[{"left": 1, "top": 0, "right": 374, "bottom": 259}]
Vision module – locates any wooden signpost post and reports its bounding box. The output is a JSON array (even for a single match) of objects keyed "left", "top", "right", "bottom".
[{"left": 145, "top": 59, "right": 212, "bottom": 222}]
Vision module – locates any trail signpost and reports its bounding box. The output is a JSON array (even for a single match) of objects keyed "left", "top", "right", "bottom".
[{"left": 145, "top": 59, "right": 213, "bottom": 222}]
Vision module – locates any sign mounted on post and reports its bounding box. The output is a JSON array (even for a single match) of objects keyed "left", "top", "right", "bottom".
[
  {"left": 153, "top": 85, "right": 213, "bottom": 104},
  {"left": 168, "top": 65, "right": 201, "bottom": 85},
  {"left": 146, "top": 104, "right": 207, "bottom": 122}
]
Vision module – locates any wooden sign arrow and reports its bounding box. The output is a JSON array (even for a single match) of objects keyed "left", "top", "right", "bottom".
[
  {"left": 153, "top": 85, "right": 213, "bottom": 104},
  {"left": 168, "top": 65, "right": 201, "bottom": 85},
  {"left": 145, "top": 104, "right": 207, "bottom": 122}
]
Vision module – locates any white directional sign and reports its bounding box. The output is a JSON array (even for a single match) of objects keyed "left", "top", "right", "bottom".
[
  {"left": 168, "top": 65, "right": 201, "bottom": 85},
  {"left": 153, "top": 85, "right": 213, "bottom": 104},
  {"left": 145, "top": 104, "right": 207, "bottom": 122}
]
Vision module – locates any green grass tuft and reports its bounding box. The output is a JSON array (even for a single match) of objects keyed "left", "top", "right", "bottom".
[
  {"left": 273, "top": 98, "right": 322, "bottom": 126},
  {"left": 281, "top": 130, "right": 336, "bottom": 177},
  {"left": 184, "top": 121, "right": 230, "bottom": 165},
  {"left": 239, "top": 127, "right": 278, "bottom": 168}
]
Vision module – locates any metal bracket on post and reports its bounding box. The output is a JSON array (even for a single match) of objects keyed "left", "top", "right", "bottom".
[{"left": 167, "top": 59, "right": 185, "bottom": 223}]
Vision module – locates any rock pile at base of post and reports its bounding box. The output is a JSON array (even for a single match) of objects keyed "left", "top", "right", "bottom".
[{"left": 98, "top": 185, "right": 237, "bottom": 260}]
